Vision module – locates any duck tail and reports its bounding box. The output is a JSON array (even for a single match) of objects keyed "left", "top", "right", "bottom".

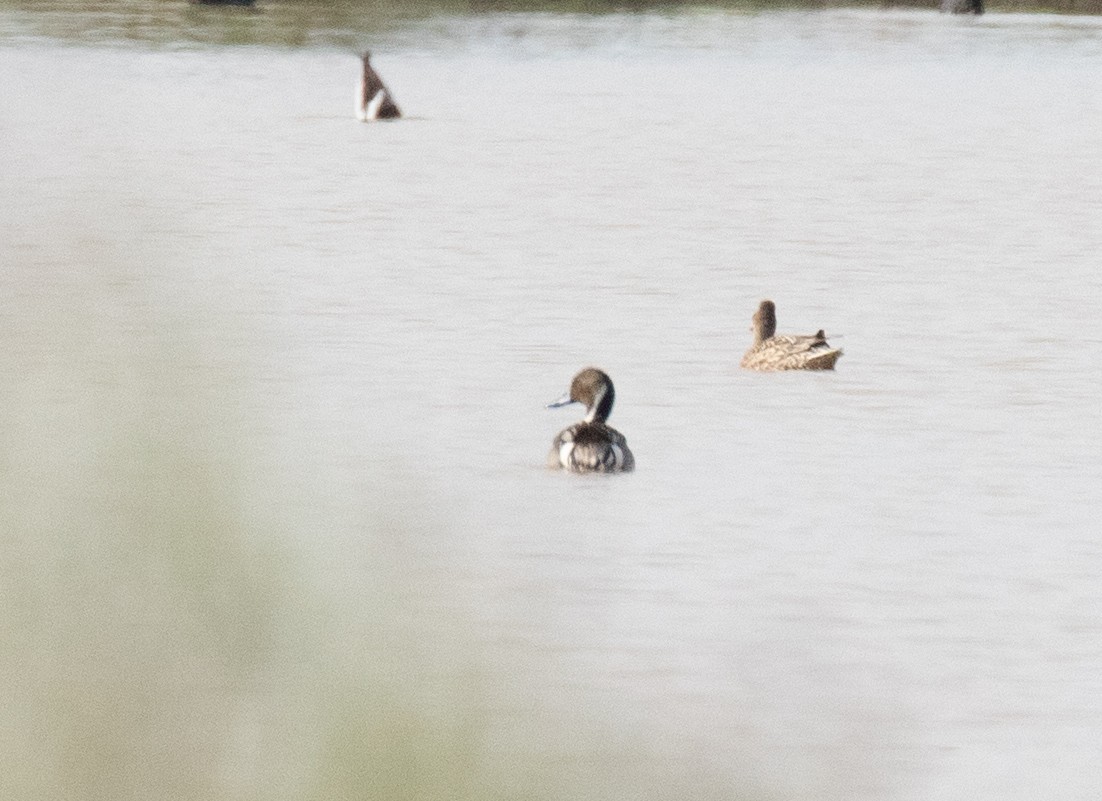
[{"left": 804, "top": 348, "right": 843, "bottom": 370}]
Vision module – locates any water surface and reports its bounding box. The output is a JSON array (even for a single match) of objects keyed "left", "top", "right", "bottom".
[{"left": 2, "top": 8, "right": 1101, "bottom": 801}]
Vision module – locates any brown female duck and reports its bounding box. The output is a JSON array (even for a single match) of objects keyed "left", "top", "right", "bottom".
[{"left": 740, "top": 300, "right": 842, "bottom": 371}]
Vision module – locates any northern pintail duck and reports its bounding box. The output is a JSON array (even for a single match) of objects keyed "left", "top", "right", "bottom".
[
  {"left": 356, "top": 51, "right": 401, "bottom": 121},
  {"left": 547, "top": 368, "right": 635, "bottom": 473},
  {"left": 740, "top": 300, "right": 843, "bottom": 371}
]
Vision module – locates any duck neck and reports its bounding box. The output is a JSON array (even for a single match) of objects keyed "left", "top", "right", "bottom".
[
  {"left": 585, "top": 384, "right": 614, "bottom": 424},
  {"left": 753, "top": 306, "right": 777, "bottom": 345}
]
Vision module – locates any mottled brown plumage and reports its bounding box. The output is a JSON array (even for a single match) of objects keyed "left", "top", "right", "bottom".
[{"left": 740, "top": 300, "right": 842, "bottom": 371}]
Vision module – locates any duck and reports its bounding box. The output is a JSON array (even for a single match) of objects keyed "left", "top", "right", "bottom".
[
  {"left": 547, "top": 368, "right": 635, "bottom": 473},
  {"left": 740, "top": 300, "right": 842, "bottom": 371},
  {"left": 357, "top": 51, "right": 401, "bottom": 122}
]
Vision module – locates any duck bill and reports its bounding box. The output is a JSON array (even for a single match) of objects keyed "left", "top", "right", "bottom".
[{"left": 546, "top": 393, "right": 576, "bottom": 409}]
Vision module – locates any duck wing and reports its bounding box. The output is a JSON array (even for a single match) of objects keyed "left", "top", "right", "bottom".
[{"left": 741, "top": 330, "right": 843, "bottom": 371}]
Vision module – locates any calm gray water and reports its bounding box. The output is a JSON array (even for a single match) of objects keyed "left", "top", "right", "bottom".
[{"left": 3, "top": 7, "right": 1102, "bottom": 800}]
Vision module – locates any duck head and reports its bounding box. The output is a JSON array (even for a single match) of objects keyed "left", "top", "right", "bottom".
[
  {"left": 751, "top": 299, "right": 777, "bottom": 344},
  {"left": 547, "top": 367, "right": 616, "bottom": 424}
]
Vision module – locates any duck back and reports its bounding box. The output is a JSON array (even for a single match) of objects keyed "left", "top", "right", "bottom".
[{"left": 549, "top": 422, "right": 634, "bottom": 473}]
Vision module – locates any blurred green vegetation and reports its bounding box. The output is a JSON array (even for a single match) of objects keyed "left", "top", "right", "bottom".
[
  {"left": 0, "top": 361, "right": 769, "bottom": 801},
  {"left": 0, "top": 247, "right": 773, "bottom": 801},
  {"left": 0, "top": 0, "right": 1100, "bottom": 50}
]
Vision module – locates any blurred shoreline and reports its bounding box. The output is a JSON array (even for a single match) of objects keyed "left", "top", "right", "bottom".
[{"left": 0, "top": 0, "right": 1100, "bottom": 53}]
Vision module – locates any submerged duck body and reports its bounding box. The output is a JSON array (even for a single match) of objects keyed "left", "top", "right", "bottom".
[
  {"left": 356, "top": 51, "right": 401, "bottom": 121},
  {"left": 547, "top": 368, "right": 634, "bottom": 474},
  {"left": 740, "top": 300, "right": 842, "bottom": 371}
]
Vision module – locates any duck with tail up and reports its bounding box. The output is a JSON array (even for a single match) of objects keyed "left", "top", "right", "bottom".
[
  {"left": 740, "top": 300, "right": 843, "bottom": 371},
  {"left": 547, "top": 368, "right": 635, "bottom": 474},
  {"left": 357, "top": 51, "right": 401, "bottom": 121}
]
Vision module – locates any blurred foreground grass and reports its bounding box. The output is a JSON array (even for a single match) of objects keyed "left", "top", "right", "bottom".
[{"left": 0, "top": 245, "right": 782, "bottom": 801}]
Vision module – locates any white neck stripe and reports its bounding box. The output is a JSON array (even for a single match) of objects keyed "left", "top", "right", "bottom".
[{"left": 585, "top": 384, "right": 606, "bottom": 423}]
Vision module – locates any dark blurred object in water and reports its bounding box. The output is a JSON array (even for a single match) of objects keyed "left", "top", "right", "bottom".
[
  {"left": 191, "top": 0, "right": 256, "bottom": 6},
  {"left": 941, "top": 0, "right": 983, "bottom": 13},
  {"left": 357, "top": 51, "right": 401, "bottom": 122}
]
